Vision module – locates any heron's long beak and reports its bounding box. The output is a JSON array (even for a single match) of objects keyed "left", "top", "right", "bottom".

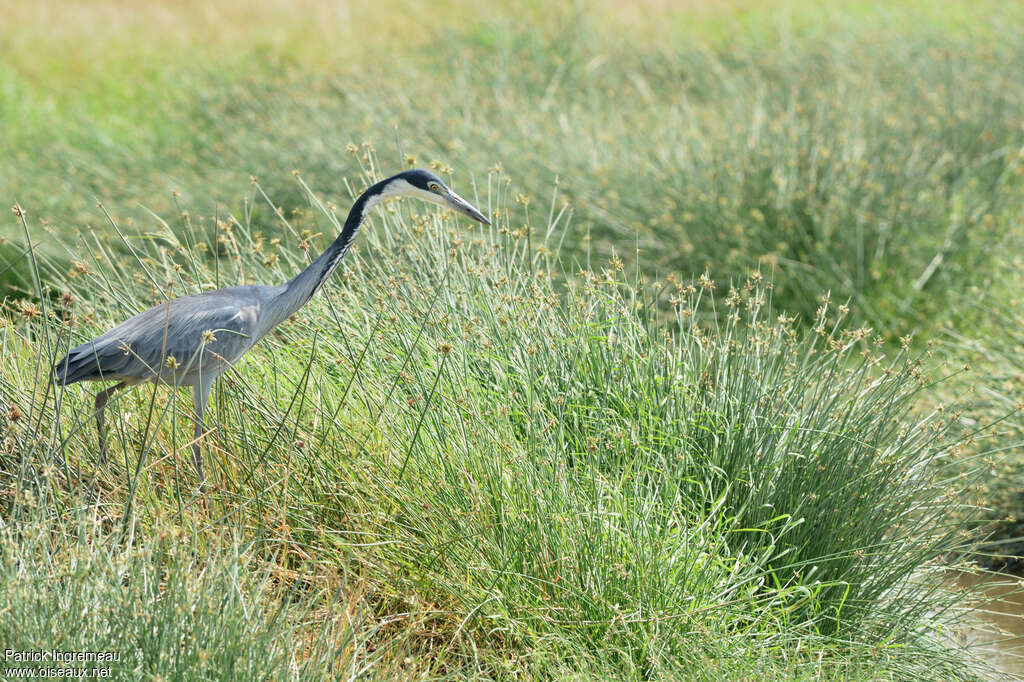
[{"left": 444, "top": 190, "right": 490, "bottom": 226}]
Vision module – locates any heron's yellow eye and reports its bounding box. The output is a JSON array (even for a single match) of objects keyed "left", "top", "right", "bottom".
[{"left": 428, "top": 182, "right": 442, "bottom": 192}]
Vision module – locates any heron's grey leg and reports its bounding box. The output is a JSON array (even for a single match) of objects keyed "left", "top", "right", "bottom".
[
  {"left": 191, "top": 376, "right": 215, "bottom": 481},
  {"left": 93, "top": 381, "right": 127, "bottom": 463}
]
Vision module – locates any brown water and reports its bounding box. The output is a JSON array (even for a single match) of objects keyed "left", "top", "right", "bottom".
[{"left": 956, "top": 572, "right": 1024, "bottom": 679}]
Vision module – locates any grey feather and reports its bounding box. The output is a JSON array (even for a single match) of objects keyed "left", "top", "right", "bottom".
[{"left": 56, "top": 285, "right": 282, "bottom": 387}]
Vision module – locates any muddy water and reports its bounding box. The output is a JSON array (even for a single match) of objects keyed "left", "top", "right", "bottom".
[{"left": 956, "top": 572, "right": 1024, "bottom": 679}]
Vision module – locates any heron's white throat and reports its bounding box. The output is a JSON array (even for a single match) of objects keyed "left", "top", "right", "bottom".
[{"left": 362, "top": 178, "right": 448, "bottom": 220}]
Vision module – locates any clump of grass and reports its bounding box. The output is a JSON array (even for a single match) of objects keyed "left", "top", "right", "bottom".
[
  {"left": 0, "top": 170, "right": 988, "bottom": 678},
  {"left": 0, "top": 510, "right": 393, "bottom": 680}
]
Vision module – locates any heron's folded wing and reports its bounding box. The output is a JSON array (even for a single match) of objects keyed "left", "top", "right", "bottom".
[{"left": 55, "top": 289, "right": 263, "bottom": 384}]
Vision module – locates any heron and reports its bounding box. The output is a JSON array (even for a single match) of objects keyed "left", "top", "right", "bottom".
[{"left": 54, "top": 169, "right": 490, "bottom": 480}]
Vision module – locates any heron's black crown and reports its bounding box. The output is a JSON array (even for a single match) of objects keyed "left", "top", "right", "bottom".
[{"left": 390, "top": 169, "right": 448, "bottom": 192}]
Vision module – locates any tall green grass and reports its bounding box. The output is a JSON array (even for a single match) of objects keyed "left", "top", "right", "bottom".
[
  {"left": 0, "top": 518, "right": 378, "bottom": 680},
  {"left": 0, "top": 169, "right": 989, "bottom": 678},
  {"left": 942, "top": 225, "right": 1024, "bottom": 570}
]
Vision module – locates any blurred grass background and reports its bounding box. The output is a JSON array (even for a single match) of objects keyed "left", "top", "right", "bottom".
[
  {"left": 3, "top": 0, "right": 1024, "bottom": 678},
  {"left": 3, "top": 0, "right": 1022, "bottom": 332}
]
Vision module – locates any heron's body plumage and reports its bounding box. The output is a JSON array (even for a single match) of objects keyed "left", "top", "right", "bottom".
[{"left": 55, "top": 284, "right": 279, "bottom": 387}]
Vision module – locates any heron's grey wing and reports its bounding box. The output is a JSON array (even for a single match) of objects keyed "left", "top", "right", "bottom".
[{"left": 55, "top": 286, "right": 271, "bottom": 385}]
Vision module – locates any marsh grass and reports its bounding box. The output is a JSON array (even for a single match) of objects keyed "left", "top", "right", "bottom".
[
  {"left": 3, "top": 2, "right": 1023, "bottom": 677},
  {"left": 0, "top": 167, "right": 991, "bottom": 678},
  {"left": 941, "top": 232, "right": 1024, "bottom": 570},
  {"left": 2, "top": 2, "right": 1023, "bottom": 334}
]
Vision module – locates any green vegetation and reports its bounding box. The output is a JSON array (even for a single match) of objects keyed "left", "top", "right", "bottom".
[
  {"left": 0, "top": 178, "right": 984, "bottom": 678},
  {"left": 2, "top": 0, "right": 1023, "bottom": 678},
  {"left": 4, "top": 1, "right": 1023, "bottom": 332},
  {"left": 946, "top": 243, "right": 1024, "bottom": 569}
]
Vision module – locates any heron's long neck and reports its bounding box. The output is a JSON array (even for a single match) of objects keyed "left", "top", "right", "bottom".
[{"left": 271, "top": 179, "right": 389, "bottom": 326}]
